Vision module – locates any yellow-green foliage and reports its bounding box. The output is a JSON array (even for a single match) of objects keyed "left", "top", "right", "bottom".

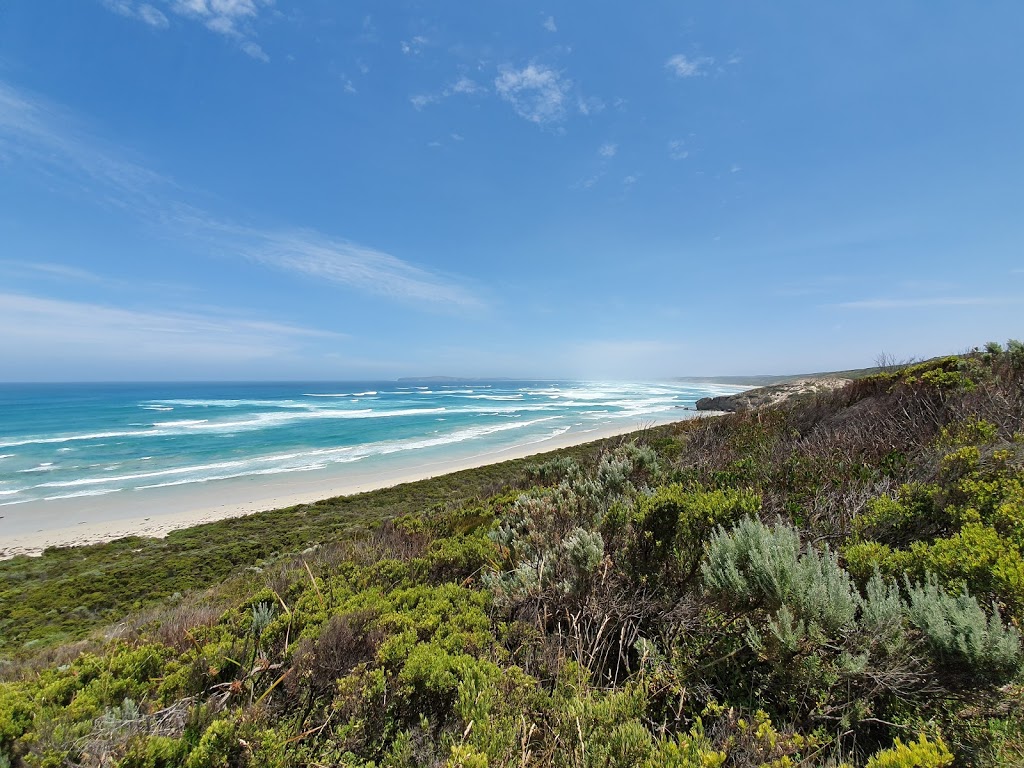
[
  {"left": 5, "top": 349, "right": 1024, "bottom": 767},
  {"left": 627, "top": 484, "right": 761, "bottom": 583},
  {"left": 865, "top": 734, "right": 953, "bottom": 767},
  {"left": 846, "top": 425, "right": 1024, "bottom": 616},
  {"left": 897, "top": 356, "right": 982, "bottom": 391}
]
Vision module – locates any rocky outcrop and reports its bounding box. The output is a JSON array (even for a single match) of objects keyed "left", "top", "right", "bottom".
[{"left": 696, "top": 377, "right": 852, "bottom": 412}]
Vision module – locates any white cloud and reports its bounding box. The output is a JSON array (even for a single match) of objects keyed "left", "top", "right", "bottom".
[
  {"left": 572, "top": 171, "right": 605, "bottom": 190},
  {"left": 0, "top": 80, "right": 169, "bottom": 206},
  {"left": 668, "top": 139, "right": 688, "bottom": 160},
  {"left": 0, "top": 79, "right": 482, "bottom": 311},
  {"left": 168, "top": 0, "right": 272, "bottom": 60},
  {"left": 410, "top": 93, "right": 438, "bottom": 110},
  {"left": 0, "top": 292, "right": 340, "bottom": 377},
  {"left": 237, "top": 229, "right": 482, "bottom": 308},
  {"left": 494, "top": 64, "right": 570, "bottom": 125},
  {"left": 623, "top": 174, "right": 639, "bottom": 187},
  {"left": 577, "top": 96, "right": 605, "bottom": 116},
  {"left": 102, "top": 0, "right": 170, "bottom": 28},
  {"left": 239, "top": 40, "right": 269, "bottom": 62},
  {"left": 409, "top": 77, "right": 485, "bottom": 111},
  {"left": 598, "top": 142, "right": 617, "bottom": 158},
  {"left": 138, "top": 3, "right": 170, "bottom": 26},
  {"left": 102, "top": 0, "right": 271, "bottom": 58},
  {"left": 665, "top": 53, "right": 712, "bottom": 78},
  {"left": 400, "top": 35, "right": 429, "bottom": 55},
  {"left": 0, "top": 260, "right": 108, "bottom": 284},
  {"left": 834, "top": 297, "right": 1015, "bottom": 310},
  {"left": 543, "top": 16, "right": 557, "bottom": 32},
  {"left": 172, "top": 0, "right": 261, "bottom": 30},
  {"left": 451, "top": 76, "right": 485, "bottom": 95}
]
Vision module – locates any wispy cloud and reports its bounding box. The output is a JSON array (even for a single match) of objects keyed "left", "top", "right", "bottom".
[
  {"left": 665, "top": 53, "right": 712, "bottom": 78},
  {"left": 0, "top": 259, "right": 198, "bottom": 298},
  {"left": 773, "top": 275, "right": 852, "bottom": 298},
  {"left": 543, "top": 15, "right": 557, "bottom": 32},
  {"left": 0, "top": 79, "right": 481, "bottom": 310},
  {"left": 235, "top": 230, "right": 481, "bottom": 308},
  {"left": 0, "top": 292, "right": 340, "bottom": 373},
  {"left": 400, "top": 35, "right": 429, "bottom": 55},
  {"left": 450, "top": 76, "right": 485, "bottom": 95},
  {"left": 495, "top": 63, "right": 571, "bottom": 125},
  {"left": 104, "top": 0, "right": 273, "bottom": 60},
  {"left": 834, "top": 297, "right": 1016, "bottom": 310},
  {"left": 571, "top": 171, "right": 606, "bottom": 190},
  {"left": 238, "top": 40, "right": 269, "bottom": 62},
  {"left": 0, "top": 260, "right": 111, "bottom": 284},
  {"left": 102, "top": 0, "right": 169, "bottom": 28},
  {"left": 410, "top": 93, "right": 439, "bottom": 110},
  {"left": 668, "top": 139, "right": 688, "bottom": 160},
  {"left": 577, "top": 96, "right": 605, "bottom": 116},
  {"left": 598, "top": 142, "right": 617, "bottom": 158},
  {"left": 410, "top": 76, "right": 486, "bottom": 110},
  {"left": 0, "top": 80, "right": 170, "bottom": 208}
]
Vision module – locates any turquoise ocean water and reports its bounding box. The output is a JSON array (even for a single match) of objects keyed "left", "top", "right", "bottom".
[{"left": 0, "top": 380, "right": 741, "bottom": 516}]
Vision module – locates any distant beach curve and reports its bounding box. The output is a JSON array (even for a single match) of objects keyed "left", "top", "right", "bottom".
[{"left": 0, "top": 380, "right": 744, "bottom": 556}]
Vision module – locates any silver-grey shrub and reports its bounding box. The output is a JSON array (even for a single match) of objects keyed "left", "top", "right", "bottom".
[
  {"left": 704, "top": 517, "right": 860, "bottom": 633},
  {"left": 703, "top": 517, "right": 1023, "bottom": 684},
  {"left": 906, "top": 574, "right": 1021, "bottom": 682}
]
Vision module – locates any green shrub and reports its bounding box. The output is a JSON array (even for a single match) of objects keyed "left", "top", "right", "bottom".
[
  {"left": 906, "top": 575, "right": 1021, "bottom": 684},
  {"left": 627, "top": 485, "right": 760, "bottom": 586},
  {"left": 865, "top": 734, "right": 953, "bottom": 767}
]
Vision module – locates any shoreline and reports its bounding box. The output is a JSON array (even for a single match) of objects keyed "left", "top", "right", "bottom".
[{"left": 0, "top": 413, "right": 714, "bottom": 559}]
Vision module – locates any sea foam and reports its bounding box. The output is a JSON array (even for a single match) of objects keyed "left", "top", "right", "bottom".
[{"left": 0, "top": 379, "right": 740, "bottom": 507}]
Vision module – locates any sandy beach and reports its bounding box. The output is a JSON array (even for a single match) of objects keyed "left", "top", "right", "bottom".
[{"left": 0, "top": 413, "right": 711, "bottom": 558}]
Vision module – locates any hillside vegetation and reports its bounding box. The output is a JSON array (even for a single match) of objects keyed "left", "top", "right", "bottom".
[{"left": 3, "top": 342, "right": 1024, "bottom": 767}]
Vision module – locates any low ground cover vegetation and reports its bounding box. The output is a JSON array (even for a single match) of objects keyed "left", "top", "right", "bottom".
[{"left": 2, "top": 342, "right": 1024, "bottom": 766}]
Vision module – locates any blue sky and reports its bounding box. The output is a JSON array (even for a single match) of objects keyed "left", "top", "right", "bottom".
[{"left": 0, "top": 1, "right": 1021, "bottom": 381}]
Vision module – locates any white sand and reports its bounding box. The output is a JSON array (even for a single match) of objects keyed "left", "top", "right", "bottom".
[{"left": 0, "top": 413, "right": 711, "bottom": 558}]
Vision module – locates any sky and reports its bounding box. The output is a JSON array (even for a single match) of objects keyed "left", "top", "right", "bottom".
[{"left": 0, "top": 1, "right": 1022, "bottom": 381}]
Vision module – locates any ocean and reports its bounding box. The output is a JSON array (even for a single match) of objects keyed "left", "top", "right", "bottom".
[{"left": 0, "top": 380, "right": 742, "bottom": 538}]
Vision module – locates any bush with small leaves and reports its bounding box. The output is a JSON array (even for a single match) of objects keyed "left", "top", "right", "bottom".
[
  {"left": 560, "top": 527, "right": 605, "bottom": 595},
  {"left": 627, "top": 485, "right": 761, "bottom": 588},
  {"left": 703, "top": 517, "right": 802, "bottom": 611},
  {"left": 596, "top": 443, "right": 660, "bottom": 496},
  {"left": 905, "top": 574, "right": 1022, "bottom": 684},
  {"left": 1007, "top": 339, "right": 1024, "bottom": 370},
  {"left": 529, "top": 455, "right": 585, "bottom": 487},
  {"left": 865, "top": 734, "right": 953, "bottom": 767}
]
